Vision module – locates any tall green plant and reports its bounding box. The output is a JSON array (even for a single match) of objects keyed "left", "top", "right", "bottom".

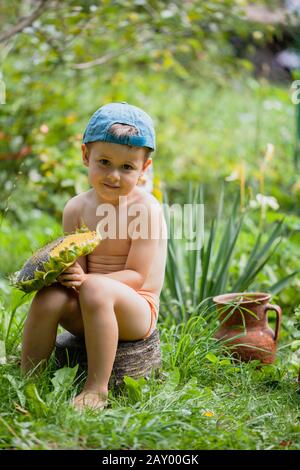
[{"left": 161, "top": 185, "right": 299, "bottom": 323}]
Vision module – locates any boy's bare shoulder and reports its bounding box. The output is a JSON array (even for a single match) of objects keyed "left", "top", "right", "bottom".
[
  {"left": 133, "top": 187, "right": 161, "bottom": 209},
  {"left": 63, "top": 191, "right": 94, "bottom": 232},
  {"left": 132, "top": 189, "right": 165, "bottom": 232},
  {"left": 64, "top": 191, "right": 91, "bottom": 212}
]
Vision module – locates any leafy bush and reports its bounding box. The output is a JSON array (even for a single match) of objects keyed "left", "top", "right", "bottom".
[{"left": 161, "top": 185, "right": 299, "bottom": 322}]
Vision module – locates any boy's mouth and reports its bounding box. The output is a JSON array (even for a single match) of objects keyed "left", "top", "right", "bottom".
[{"left": 103, "top": 183, "right": 120, "bottom": 189}]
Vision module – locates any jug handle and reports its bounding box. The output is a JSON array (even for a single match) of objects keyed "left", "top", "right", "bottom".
[{"left": 264, "top": 303, "right": 282, "bottom": 341}]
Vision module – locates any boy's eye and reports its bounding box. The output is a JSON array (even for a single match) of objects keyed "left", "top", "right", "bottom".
[
  {"left": 122, "top": 164, "right": 134, "bottom": 170},
  {"left": 99, "top": 159, "right": 110, "bottom": 166}
]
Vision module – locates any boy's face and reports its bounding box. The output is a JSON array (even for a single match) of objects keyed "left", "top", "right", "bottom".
[{"left": 82, "top": 141, "right": 152, "bottom": 204}]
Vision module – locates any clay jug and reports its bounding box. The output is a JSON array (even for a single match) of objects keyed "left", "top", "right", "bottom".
[{"left": 213, "top": 292, "right": 282, "bottom": 364}]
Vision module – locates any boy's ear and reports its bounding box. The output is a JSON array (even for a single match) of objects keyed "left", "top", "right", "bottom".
[
  {"left": 82, "top": 144, "right": 90, "bottom": 167},
  {"left": 142, "top": 157, "right": 152, "bottom": 172}
]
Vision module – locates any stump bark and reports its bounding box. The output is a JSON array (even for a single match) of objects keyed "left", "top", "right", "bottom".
[{"left": 55, "top": 329, "right": 162, "bottom": 387}]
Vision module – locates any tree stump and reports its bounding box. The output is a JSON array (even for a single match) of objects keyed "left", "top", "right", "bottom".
[{"left": 54, "top": 329, "right": 162, "bottom": 388}]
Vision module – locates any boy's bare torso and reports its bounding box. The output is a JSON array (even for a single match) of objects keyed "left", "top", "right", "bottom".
[{"left": 68, "top": 186, "right": 167, "bottom": 297}]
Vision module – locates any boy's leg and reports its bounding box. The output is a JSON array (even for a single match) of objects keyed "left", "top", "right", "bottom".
[
  {"left": 21, "top": 283, "right": 83, "bottom": 375},
  {"left": 74, "top": 275, "right": 152, "bottom": 409}
]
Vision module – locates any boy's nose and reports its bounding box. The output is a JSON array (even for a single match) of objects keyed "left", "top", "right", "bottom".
[{"left": 107, "top": 169, "right": 120, "bottom": 182}]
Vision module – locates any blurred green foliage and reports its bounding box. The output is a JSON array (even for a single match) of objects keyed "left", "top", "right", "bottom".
[
  {"left": 1, "top": 72, "right": 299, "bottom": 220},
  {"left": 1, "top": 0, "right": 284, "bottom": 218},
  {"left": 0, "top": 0, "right": 299, "bottom": 312}
]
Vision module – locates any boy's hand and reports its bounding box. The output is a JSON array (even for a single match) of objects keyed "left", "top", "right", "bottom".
[{"left": 57, "top": 261, "right": 87, "bottom": 291}]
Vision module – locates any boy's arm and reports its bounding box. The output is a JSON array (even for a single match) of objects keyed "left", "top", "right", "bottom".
[
  {"left": 62, "top": 198, "right": 87, "bottom": 273},
  {"left": 103, "top": 238, "right": 159, "bottom": 290},
  {"left": 103, "top": 204, "right": 161, "bottom": 290}
]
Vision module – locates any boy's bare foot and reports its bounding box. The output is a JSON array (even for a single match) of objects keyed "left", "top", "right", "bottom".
[{"left": 72, "top": 390, "right": 108, "bottom": 411}]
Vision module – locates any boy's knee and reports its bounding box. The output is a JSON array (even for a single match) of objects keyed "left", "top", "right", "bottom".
[
  {"left": 80, "top": 275, "right": 111, "bottom": 293},
  {"left": 34, "top": 284, "right": 76, "bottom": 315},
  {"left": 79, "top": 276, "right": 114, "bottom": 308}
]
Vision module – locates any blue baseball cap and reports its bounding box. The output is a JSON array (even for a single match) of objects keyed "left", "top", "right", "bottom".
[{"left": 82, "top": 102, "right": 156, "bottom": 151}]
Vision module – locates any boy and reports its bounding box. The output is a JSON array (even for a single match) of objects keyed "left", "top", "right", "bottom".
[{"left": 21, "top": 102, "right": 168, "bottom": 411}]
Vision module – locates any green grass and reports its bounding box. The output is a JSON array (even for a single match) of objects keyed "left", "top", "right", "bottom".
[
  {"left": 0, "top": 308, "right": 299, "bottom": 450},
  {"left": 0, "top": 282, "right": 299, "bottom": 450}
]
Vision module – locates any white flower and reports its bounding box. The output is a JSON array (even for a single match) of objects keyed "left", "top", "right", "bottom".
[
  {"left": 249, "top": 193, "right": 279, "bottom": 210},
  {"left": 225, "top": 170, "right": 239, "bottom": 182}
]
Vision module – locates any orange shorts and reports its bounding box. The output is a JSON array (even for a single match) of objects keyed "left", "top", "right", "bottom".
[{"left": 136, "top": 289, "right": 159, "bottom": 339}]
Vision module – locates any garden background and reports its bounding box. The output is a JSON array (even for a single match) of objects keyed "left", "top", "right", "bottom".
[{"left": 0, "top": 0, "right": 300, "bottom": 450}]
